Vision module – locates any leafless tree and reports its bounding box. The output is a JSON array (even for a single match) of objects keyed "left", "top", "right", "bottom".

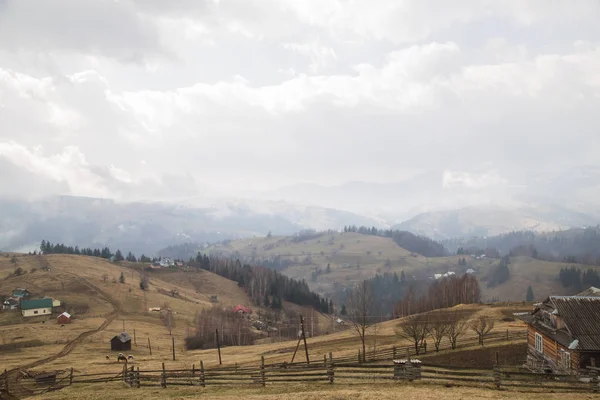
[
  {"left": 346, "top": 281, "right": 374, "bottom": 362},
  {"left": 446, "top": 311, "right": 470, "bottom": 349},
  {"left": 427, "top": 311, "right": 451, "bottom": 352},
  {"left": 396, "top": 314, "right": 430, "bottom": 355},
  {"left": 161, "top": 303, "right": 175, "bottom": 335},
  {"left": 470, "top": 315, "right": 495, "bottom": 346}
]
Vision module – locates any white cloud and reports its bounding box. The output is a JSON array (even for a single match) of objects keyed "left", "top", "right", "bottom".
[{"left": 283, "top": 40, "right": 337, "bottom": 73}]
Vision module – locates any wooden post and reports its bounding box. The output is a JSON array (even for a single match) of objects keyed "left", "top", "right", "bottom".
[
  {"left": 328, "top": 352, "right": 334, "bottom": 384},
  {"left": 324, "top": 354, "right": 327, "bottom": 367},
  {"left": 134, "top": 329, "right": 137, "bottom": 346},
  {"left": 200, "top": 361, "right": 205, "bottom": 387},
  {"left": 122, "top": 319, "right": 125, "bottom": 331},
  {"left": 506, "top": 329, "right": 509, "bottom": 341},
  {"left": 161, "top": 362, "right": 167, "bottom": 388},
  {"left": 4, "top": 368, "right": 8, "bottom": 395},
  {"left": 122, "top": 364, "right": 127, "bottom": 382},
  {"left": 216, "top": 329, "right": 222, "bottom": 365},
  {"left": 69, "top": 367, "right": 74, "bottom": 385},
  {"left": 358, "top": 349, "right": 361, "bottom": 364},
  {"left": 148, "top": 337, "right": 152, "bottom": 355},
  {"left": 300, "top": 315, "right": 310, "bottom": 365},
  {"left": 129, "top": 365, "right": 134, "bottom": 387},
  {"left": 136, "top": 367, "right": 140, "bottom": 388},
  {"left": 172, "top": 336, "right": 175, "bottom": 361},
  {"left": 393, "top": 346, "right": 397, "bottom": 360},
  {"left": 290, "top": 336, "right": 302, "bottom": 363},
  {"left": 260, "top": 356, "right": 266, "bottom": 387}
]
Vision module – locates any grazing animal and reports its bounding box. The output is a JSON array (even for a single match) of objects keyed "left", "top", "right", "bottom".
[
  {"left": 106, "top": 355, "right": 110, "bottom": 360},
  {"left": 117, "top": 353, "right": 127, "bottom": 362},
  {"left": 127, "top": 355, "right": 134, "bottom": 361},
  {"left": 60, "top": 324, "right": 65, "bottom": 328}
]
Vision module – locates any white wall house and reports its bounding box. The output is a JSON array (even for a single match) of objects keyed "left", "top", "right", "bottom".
[{"left": 21, "top": 298, "right": 53, "bottom": 317}]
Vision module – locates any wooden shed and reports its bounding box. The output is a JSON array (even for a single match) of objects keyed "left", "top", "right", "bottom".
[
  {"left": 110, "top": 332, "right": 132, "bottom": 351},
  {"left": 57, "top": 312, "right": 71, "bottom": 324}
]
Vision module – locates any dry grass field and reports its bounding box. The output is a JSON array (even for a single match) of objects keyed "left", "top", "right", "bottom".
[
  {"left": 28, "top": 381, "right": 599, "bottom": 400},
  {"left": 204, "top": 232, "right": 600, "bottom": 302}
]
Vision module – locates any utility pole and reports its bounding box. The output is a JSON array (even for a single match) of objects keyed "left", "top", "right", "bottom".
[
  {"left": 300, "top": 315, "right": 310, "bottom": 365},
  {"left": 122, "top": 319, "right": 125, "bottom": 332}
]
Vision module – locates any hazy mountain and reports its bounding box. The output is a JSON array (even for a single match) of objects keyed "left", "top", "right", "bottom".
[
  {"left": 394, "top": 205, "right": 597, "bottom": 240},
  {"left": 0, "top": 195, "right": 383, "bottom": 256}
]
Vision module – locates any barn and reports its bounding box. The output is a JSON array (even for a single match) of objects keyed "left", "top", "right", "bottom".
[
  {"left": 111, "top": 332, "right": 132, "bottom": 351},
  {"left": 57, "top": 312, "right": 71, "bottom": 324}
]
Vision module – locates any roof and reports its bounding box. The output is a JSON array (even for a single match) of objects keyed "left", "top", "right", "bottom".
[
  {"left": 576, "top": 286, "right": 600, "bottom": 297},
  {"left": 58, "top": 312, "right": 71, "bottom": 319},
  {"left": 13, "top": 288, "right": 29, "bottom": 295},
  {"left": 112, "top": 332, "right": 131, "bottom": 343},
  {"left": 550, "top": 296, "right": 600, "bottom": 351},
  {"left": 233, "top": 305, "right": 252, "bottom": 314},
  {"left": 3, "top": 298, "right": 19, "bottom": 305},
  {"left": 21, "top": 298, "right": 53, "bottom": 310}
]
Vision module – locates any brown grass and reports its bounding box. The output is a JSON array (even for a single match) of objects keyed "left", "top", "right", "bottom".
[{"left": 28, "top": 381, "right": 597, "bottom": 400}]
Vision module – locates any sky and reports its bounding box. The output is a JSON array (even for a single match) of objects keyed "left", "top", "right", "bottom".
[{"left": 1, "top": 0, "right": 600, "bottom": 201}]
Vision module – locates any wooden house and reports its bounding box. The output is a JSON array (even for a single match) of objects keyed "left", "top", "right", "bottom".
[
  {"left": 12, "top": 288, "right": 30, "bottom": 298},
  {"left": 111, "top": 332, "right": 132, "bottom": 351},
  {"left": 520, "top": 294, "right": 600, "bottom": 373}
]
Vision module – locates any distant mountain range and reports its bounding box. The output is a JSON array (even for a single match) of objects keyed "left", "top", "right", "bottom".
[{"left": 0, "top": 195, "right": 382, "bottom": 256}]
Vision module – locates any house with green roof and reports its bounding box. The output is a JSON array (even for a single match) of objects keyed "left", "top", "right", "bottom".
[
  {"left": 21, "top": 298, "right": 53, "bottom": 317},
  {"left": 12, "top": 288, "right": 30, "bottom": 298}
]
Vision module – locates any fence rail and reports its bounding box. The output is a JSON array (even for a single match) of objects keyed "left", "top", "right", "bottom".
[{"left": 5, "top": 328, "right": 595, "bottom": 396}]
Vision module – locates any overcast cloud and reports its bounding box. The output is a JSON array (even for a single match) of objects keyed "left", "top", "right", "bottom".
[{"left": 1, "top": 0, "right": 599, "bottom": 201}]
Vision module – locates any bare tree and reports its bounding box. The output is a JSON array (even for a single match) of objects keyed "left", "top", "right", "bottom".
[
  {"left": 427, "top": 311, "right": 451, "bottom": 352},
  {"left": 470, "top": 315, "right": 495, "bottom": 346},
  {"left": 346, "top": 281, "right": 374, "bottom": 362},
  {"left": 446, "top": 311, "right": 470, "bottom": 349},
  {"left": 161, "top": 303, "right": 175, "bottom": 335},
  {"left": 396, "top": 314, "right": 430, "bottom": 355}
]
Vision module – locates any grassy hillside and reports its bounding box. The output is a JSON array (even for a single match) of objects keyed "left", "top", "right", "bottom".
[{"left": 203, "top": 232, "right": 600, "bottom": 302}]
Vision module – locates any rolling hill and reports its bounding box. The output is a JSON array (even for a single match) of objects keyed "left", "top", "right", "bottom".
[{"left": 195, "top": 232, "right": 600, "bottom": 303}]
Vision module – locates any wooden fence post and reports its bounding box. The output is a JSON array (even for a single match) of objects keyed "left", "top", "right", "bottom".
[
  {"left": 358, "top": 350, "right": 361, "bottom": 364},
  {"left": 200, "top": 360, "right": 205, "bottom": 387},
  {"left": 136, "top": 367, "right": 140, "bottom": 388},
  {"left": 161, "top": 362, "right": 167, "bottom": 388},
  {"left": 129, "top": 366, "right": 134, "bottom": 387},
  {"left": 260, "top": 356, "right": 266, "bottom": 387},
  {"left": 506, "top": 329, "right": 509, "bottom": 341},
  {"left": 5, "top": 368, "right": 9, "bottom": 395},
  {"left": 393, "top": 346, "right": 397, "bottom": 360},
  {"left": 122, "top": 364, "right": 127, "bottom": 383},
  {"left": 328, "top": 352, "right": 334, "bottom": 384},
  {"left": 69, "top": 367, "right": 74, "bottom": 385},
  {"left": 324, "top": 354, "right": 327, "bottom": 367},
  {"left": 148, "top": 337, "right": 152, "bottom": 355},
  {"left": 172, "top": 336, "right": 175, "bottom": 361}
]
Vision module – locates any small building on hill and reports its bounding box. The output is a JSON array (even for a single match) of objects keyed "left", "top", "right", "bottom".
[
  {"left": 57, "top": 312, "right": 71, "bottom": 324},
  {"left": 43, "top": 296, "right": 61, "bottom": 308},
  {"left": 233, "top": 305, "right": 252, "bottom": 316},
  {"left": 12, "top": 288, "right": 30, "bottom": 298},
  {"left": 520, "top": 292, "right": 600, "bottom": 373},
  {"left": 111, "top": 332, "right": 132, "bottom": 351},
  {"left": 21, "top": 298, "right": 53, "bottom": 317},
  {"left": 3, "top": 297, "right": 19, "bottom": 311}
]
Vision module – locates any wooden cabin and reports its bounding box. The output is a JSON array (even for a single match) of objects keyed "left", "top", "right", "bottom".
[{"left": 520, "top": 293, "right": 600, "bottom": 374}]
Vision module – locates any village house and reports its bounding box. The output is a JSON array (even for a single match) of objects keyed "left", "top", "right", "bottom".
[
  {"left": 43, "top": 296, "right": 61, "bottom": 308},
  {"left": 520, "top": 289, "right": 600, "bottom": 373},
  {"left": 12, "top": 288, "right": 30, "bottom": 298},
  {"left": 2, "top": 297, "right": 19, "bottom": 311},
  {"left": 233, "top": 304, "right": 252, "bottom": 317},
  {"left": 21, "top": 298, "right": 53, "bottom": 317}
]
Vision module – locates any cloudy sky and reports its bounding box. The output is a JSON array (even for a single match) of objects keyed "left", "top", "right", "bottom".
[{"left": 1, "top": 0, "right": 599, "bottom": 201}]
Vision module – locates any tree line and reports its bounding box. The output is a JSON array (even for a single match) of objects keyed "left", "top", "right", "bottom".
[
  {"left": 189, "top": 253, "right": 332, "bottom": 314},
  {"left": 558, "top": 266, "right": 600, "bottom": 292},
  {"left": 343, "top": 225, "right": 448, "bottom": 257},
  {"left": 445, "top": 227, "right": 600, "bottom": 266},
  {"left": 38, "top": 240, "right": 152, "bottom": 263}
]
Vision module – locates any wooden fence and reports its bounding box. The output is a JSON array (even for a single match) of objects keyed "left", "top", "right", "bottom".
[{"left": 6, "top": 329, "right": 597, "bottom": 396}]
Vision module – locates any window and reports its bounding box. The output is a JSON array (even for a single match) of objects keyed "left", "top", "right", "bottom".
[
  {"left": 535, "top": 333, "right": 543, "bottom": 353},
  {"left": 562, "top": 351, "right": 571, "bottom": 369},
  {"left": 34, "top": 310, "right": 38, "bottom": 315}
]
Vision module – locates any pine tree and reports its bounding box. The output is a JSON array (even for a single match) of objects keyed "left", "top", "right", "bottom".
[
  {"left": 114, "top": 250, "right": 124, "bottom": 262},
  {"left": 119, "top": 271, "right": 125, "bottom": 284},
  {"left": 340, "top": 304, "right": 347, "bottom": 316},
  {"left": 526, "top": 285, "right": 534, "bottom": 302},
  {"left": 400, "top": 270, "right": 406, "bottom": 283}
]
